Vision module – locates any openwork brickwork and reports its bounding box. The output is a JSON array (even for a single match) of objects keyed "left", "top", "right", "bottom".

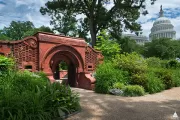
[
  {"left": 0, "top": 32, "right": 104, "bottom": 90},
  {"left": 12, "top": 37, "right": 38, "bottom": 71}
]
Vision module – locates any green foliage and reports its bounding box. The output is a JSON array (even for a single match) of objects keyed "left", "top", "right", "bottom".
[
  {"left": 114, "top": 52, "right": 147, "bottom": 74},
  {"left": 0, "top": 21, "right": 53, "bottom": 41},
  {"left": 129, "top": 73, "right": 147, "bottom": 89},
  {"left": 123, "top": 85, "right": 145, "bottom": 97},
  {"left": 59, "top": 61, "right": 68, "bottom": 70},
  {"left": 40, "top": 0, "right": 156, "bottom": 47},
  {"left": 144, "top": 38, "right": 180, "bottom": 59},
  {"left": 95, "top": 30, "right": 121, "bottom": 59},
  {"left": 116, "top": 36, "right": 144, "bottom": 54},
  {"left": 172, "top": 69, "right": 180, "bottom": 87},
  {"left": 146, "top": 57, "right": 162, "bottom": 68},
  {"left": 0, "top": 55, "right": 14, "bottom": 72},
  {"left": 0, "top": 30, "right": 11, "bottom": 40},
  {"left": 151, "top": 68, "right": 173, "bottom": 89},
  {"left": 95, "top": 61, "right": 129, "bottom": 94},
  {"left": 113, "top": 82, "right": 125, "bottom": 90},
  {"left": 2, "top": 21, "right": 35, "bottom": 40},
  {"left": 166, "top": 59, "right": 180, "bottom": 69},
  {"left": 0, "top": 70, "right": 80, "bottom": 120},
  {"left": 145, "top": 71, "right": 165, "bottom": 94},
  {"left": 23, "top": 25, "right": 53, "bottom": 38},
  {"left": 10, "top": 70, "right": 48, "bottom": 92},
  {"left": 50, "top": 11, "right": 78, "bottom": 36}
]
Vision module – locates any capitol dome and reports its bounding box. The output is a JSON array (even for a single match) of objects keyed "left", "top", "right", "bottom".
[{"left": 149, "top": 5, "right": 176, "bottom": 40}]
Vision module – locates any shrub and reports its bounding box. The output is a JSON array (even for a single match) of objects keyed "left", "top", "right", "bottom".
[
  {"left": 129, "top": 73, "right": 147, "bottom": 89},
  {"left": 160, "top": 60, "right": 168, "bottom": 68},
  {"left": 151, "top": 68, "right": 173, "bottom": 89},
  {"left": 166, "top": 59, "right": 180, "bottom": 69},
  {"left": 171, "top": 69, "right": 180, "bottom": 87},
  {"left": 145, "top": 71, "right": 165, "bottom": 94},
  {"left": 95, "top": 61, "right": 129, "bottom": 94},
  {"left": 114, "top": 52, "right": 147, "bottom": 74},
  {"left": 0, "top": 55, "right": 14, "bottom": 72},
  {"left": 113, "top": 82, "right": 125, "bottom": 90},
  {"left": 0, "top": 70, "right": 80, "bottom": 120},
  {"left": 146, "top": 57, "right": 162, "bottom": 68},
  {"left": 123, "top": 85, "right": 145, "bottom": 97},
  {"left": 8, "top": 70, "right": 48, "bottom": 93}
]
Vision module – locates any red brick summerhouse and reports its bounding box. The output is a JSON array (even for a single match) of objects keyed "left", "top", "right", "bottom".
[{"left": 0, "top": 32, "right": 103, "bottom": 90}]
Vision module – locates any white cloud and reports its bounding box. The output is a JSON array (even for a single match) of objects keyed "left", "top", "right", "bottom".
[{"left": 0, "top": 0, "right": 51, "bottom": 29}]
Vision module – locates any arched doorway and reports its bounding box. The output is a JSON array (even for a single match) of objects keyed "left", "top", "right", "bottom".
[
  {"left": 41, "top": 45, "right": 84, "bottom": 87},
  {"left": 50, "top": 52, "right": 79, "bottom": 87},
  {"left": 52, "top": 59, "right": 76, "bottom": 87},
  {"left": 53, "top": 61, "right": 68, "bottom": 80}
]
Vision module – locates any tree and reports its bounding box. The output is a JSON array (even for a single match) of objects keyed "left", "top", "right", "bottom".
[
  {"left": 0, "top": 30, "right": 10, "bottom": 40},
  {"left": 1, "top": 21, "right": 53, "bottom": 40},
  {"left": 95, "top": 30, "right": 121, "bottom": 59},
  {"left": 117, "top": 36, "right": 143, "bottom": 53},
  {"left": 40, "top": 0, "right": 156, "bottom": 47},
  {"left": 23, "top": 26, "right": 53, "bottom": 38},
  {"left": 3, "top": 21, "right": 35, "bottom": 40},
  {"left": 50, "top": 11, "right": 77, "bottom": 36},
  {"left": 143, "top": 38, "right": 180, "bottom": 59}
]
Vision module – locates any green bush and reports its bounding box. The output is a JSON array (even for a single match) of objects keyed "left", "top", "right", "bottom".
[
  {"left": 0, "top": 55, "right": 14, "bottom": 72},
  {"left": 11, "top": 70, "right": 48, "bottom": 92},
  {"left": 160, "top": 60, "right": 168, "bottom": 68},
  {"left": 151, "top": 68, "right": 173, "bottom": 89},
  {"left": 0, "top": 70, "right": 80, "bottom": 120},
  {"left": 123, "top": 85, "right": 145, "bottom": 97},
  {"left": 113, "top": 82, "right": 125, "bottom": 89},
  {"left": 172, "top": 69, "right": 180, "bottom": 87},
  {"left": 95, "top": 61, "right": 129, "bottom": 94},
  {"left": 145, "top": 71, "right": 165, "bottom": 94},
  {"left": 129, "top": 73, "right": 147, "bottom": 88},
  {"left": 146, "top": 57, "right": 162, "bottom": 68},
  {"left": 166, "top": 59, "right": 180, "bottom": 69},
  {"left": 114, "top": 52, "right": 147, "bottom": 74}
]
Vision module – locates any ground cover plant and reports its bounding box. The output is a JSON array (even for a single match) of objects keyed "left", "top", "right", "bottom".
[{"left": 0, "top": 56, "right": 80, "bottom": 120}]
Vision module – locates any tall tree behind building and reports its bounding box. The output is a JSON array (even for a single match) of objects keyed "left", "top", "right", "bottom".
[
  {"left": 40, "top": 0, "right": 156, "bottom": 47},
  {"left": 0, "top": 21, "right": 53, "bottom": 41}
]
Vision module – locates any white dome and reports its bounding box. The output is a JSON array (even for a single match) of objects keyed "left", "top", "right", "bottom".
[
  {"left": 149, "top": 5, "right": 176, "bottom": 40},
  {"left": 153, "top": 17, "right": 171, "bottom": 26}
]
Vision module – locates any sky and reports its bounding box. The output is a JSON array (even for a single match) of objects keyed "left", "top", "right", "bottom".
[{"left": 0, "top": 0, "right": 180, "bottom": 39}]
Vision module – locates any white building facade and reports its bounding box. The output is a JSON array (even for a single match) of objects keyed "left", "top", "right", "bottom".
[
  {"left": 149, "top": 5, "right": 176, "bottom": 40},
  {"left": 122, "top": 34, "right": 148, "bottom": 45}
]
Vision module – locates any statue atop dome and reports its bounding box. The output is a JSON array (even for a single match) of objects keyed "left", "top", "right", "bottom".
[{"left": 159, "top": 5, "right": 164, "bottom": 17}]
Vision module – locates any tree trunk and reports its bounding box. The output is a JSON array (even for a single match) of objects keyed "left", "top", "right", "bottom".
[{"left": 89, "top": 20, "right": 96, "bottom": 48}]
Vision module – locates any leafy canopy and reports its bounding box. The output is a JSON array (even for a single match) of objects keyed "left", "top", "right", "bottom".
[
  {"left": 117, "top": 36, "right": 144, "bottom": 54},
  {"left": 2, "top": 21, "right": 35, "bottom": 40},
  {"left": 0, "top": 21, "right": 53, "bottom": 41},
  {"left": 143, "top": 38, "right": 180, "bottom": 59},
  {"left": 95, "top": 30, "right": 121, "bottom": 59}
]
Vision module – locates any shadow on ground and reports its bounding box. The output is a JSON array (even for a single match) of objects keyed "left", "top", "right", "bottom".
[{"left": 67, "top": 87, "right": 180, "bottom": 120}]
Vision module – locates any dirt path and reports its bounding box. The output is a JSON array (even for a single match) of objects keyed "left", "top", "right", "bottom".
[{"left": 67, "top": 87, "right": 180, "bottom": 120}]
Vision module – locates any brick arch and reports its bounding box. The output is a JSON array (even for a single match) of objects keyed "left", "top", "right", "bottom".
[
  {"left": 50, "top": 51, "right": 79, "bottom": 71},
  {"left": 41, "top": 44, "right": 84, "bottom": 75}
]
